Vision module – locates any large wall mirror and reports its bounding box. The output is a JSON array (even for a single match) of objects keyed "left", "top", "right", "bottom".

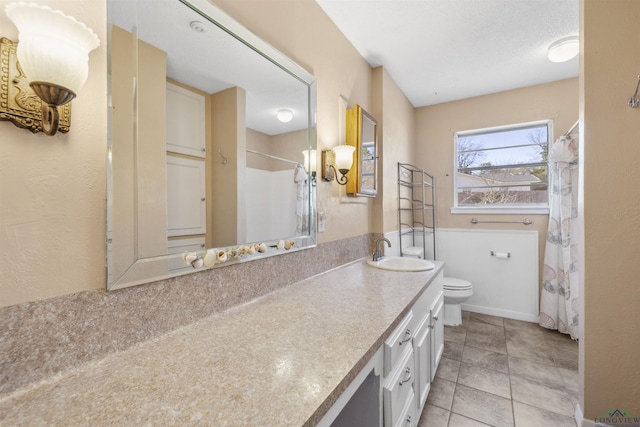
[{"left": 107, "top": 0, "right": 317, "bottom": 290}]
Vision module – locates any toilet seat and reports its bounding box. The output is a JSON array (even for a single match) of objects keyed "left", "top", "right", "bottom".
[{"left": 443, "top": 277, "right": 472, "bottom": 291}]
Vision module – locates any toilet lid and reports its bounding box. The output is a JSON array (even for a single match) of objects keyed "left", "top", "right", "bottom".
[{"left": 443, "top": 277, "right": 473, "bottom": 290}]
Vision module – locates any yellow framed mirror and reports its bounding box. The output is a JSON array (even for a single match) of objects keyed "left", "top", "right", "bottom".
[{"left": 346, "top": 104, "right": 378, "bottom": 197}]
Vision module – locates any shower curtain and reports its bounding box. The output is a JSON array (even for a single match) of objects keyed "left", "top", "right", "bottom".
[{"left": 539, "top": 131, "right": 580, "bottom": 340}]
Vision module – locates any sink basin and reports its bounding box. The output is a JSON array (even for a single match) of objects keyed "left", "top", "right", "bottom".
[{"left": 367, "top": 257, "right": 435, "bottom": 272}]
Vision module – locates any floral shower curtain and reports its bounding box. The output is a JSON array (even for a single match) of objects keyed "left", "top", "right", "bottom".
[{"left": 539, "top": 130, "right": 580, "bottom": 340}]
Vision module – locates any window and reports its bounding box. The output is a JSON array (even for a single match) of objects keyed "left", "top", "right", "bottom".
[{"left": 454, "top": 120, "right": 550, "bottom": 211}]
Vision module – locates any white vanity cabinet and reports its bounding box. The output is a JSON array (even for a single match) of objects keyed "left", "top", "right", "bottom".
[
  {"left": 383, "top": 320, "right": 416, "bottom": 426},
  {"left": 430, "top": 293, "right": 445, "bottom": 381},
  {"left": 383, "top": 270, "right": 445, "bottom": 426},
  {"left": 413, "top": 311, "right": 432, "bottom": 413},
  {"left": 321, "top": 267, "right": 445, "bottom": 427}
]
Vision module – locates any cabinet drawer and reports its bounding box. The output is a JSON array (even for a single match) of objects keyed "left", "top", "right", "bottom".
[
  {"left": 395, "top": 388, "right": 417, "bottom": 427},
  {"left": 383, "top": 348, "right": 415, "bottom": 427},
  {"left": 383, "top": 311, "right": 415, "bottom": 376}
]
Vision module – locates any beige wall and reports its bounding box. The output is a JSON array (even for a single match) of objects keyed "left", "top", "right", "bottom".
[
  {"left": 372, "top": 67, "right": 416, "bottom": 233},
  {"left": 415, "top": 78, "right": 579, "bottom": 279},
  {"left": 210, "top": 87, "right": 246, "bottom": 248},
  {"left": 581, "top": 0, "right": 640, "bottom": 418},
  {"left": 0, "top": 0, "right": 107, "bottom": 306},
  {"left": 214, "top": 0, "right": 374, "bottom": 243}
]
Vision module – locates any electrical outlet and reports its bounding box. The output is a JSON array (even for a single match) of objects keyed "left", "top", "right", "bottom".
[{"left": 317, "top": 211, "right": 326, "bottom": 232}]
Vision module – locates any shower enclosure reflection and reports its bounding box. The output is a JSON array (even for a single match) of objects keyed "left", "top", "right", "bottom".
[{"left": 107, "top": 0, "right": 317, "bottom": 290}]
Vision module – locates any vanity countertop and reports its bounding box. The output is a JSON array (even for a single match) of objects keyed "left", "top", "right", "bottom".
[{"left": 0, "top": 259, "right": 444, "bottom": 426}]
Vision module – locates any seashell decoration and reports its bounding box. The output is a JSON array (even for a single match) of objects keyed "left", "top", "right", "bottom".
[
  {"left": 246, "top": 244, "right": 256, "bottom": 255},
  {"left": 183, "top": 252, "right": 198, "bottom": 266},
  {"left": 284, "top": 240, "right": 295, "bottom": 250},
  {"left": 276, "top": 239, "right": 285, "bottom": 250},
  {"left": 203, "top": 249, "right": 216, "bottom": 268},
  {"left": 257, "top": 243, "right": 267, "bottom": 253},
  {"left": 217, "top": 250, "right": 228, "bottom": 263},
  {"left": 191, "top": 257, "right": 204, "bottom": 268}
]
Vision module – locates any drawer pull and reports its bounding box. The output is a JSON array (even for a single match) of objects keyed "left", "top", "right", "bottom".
[
  {"left": 433, "top": 315, "right": 439, "bottom": 321},
  {"left": 399, "top": 328, "right": 412, "bottom": 345},
  {"left": 406, "top": 415, "right": 412, "bottom": 427},
  {"left": 399, "top": 367, "right": 412, "bottom": 386}
]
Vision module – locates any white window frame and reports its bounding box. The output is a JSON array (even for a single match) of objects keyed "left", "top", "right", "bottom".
[{"left": 451, "top": 120, "right": 552, "bottom": 215}]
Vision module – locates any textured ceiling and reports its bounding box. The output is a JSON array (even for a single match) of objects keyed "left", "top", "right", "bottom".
[{"left": 315, "top": 0, "right": 579, "bottom": 107}]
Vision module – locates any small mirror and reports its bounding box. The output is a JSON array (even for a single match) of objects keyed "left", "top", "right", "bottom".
[{"left": 346, "top": 104, "right": 378, "bottom": 197}]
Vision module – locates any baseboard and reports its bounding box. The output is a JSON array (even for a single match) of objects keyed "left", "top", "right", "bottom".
[
  {"left": 461, "top": 303, "right": 540, "bottom": 323},
  {"left": 574, "top": 404, "right": 602, "bottom": 427}
]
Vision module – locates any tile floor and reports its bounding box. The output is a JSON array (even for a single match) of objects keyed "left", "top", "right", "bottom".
[{"left": 417, "top": 311, "right": 579, "bottom": 427}]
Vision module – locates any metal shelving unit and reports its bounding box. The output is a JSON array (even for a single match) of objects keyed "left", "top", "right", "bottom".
[{"left": 397, "top": 163, "right": 436, "bottom": 260}]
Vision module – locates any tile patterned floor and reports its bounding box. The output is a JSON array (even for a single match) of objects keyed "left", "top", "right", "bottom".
[{"left": 418, "top": 311, "right": 578, "bottom": 427}]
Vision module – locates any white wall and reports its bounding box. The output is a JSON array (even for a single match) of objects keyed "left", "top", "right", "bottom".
[{"left": 245, "top": 168, "right": 297, "bottom": 242}]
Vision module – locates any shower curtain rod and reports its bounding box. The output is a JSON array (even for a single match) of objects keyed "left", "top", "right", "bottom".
[
  {"left": 564, "top": 120, "right": 579, "bottom": 137},
  {"left": 246, "top": 149, "right": 302, "bottom": 167}
]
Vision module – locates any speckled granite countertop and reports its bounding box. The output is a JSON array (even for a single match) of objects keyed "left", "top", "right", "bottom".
[{"left": 0, "top": 258, "right": 443, "bottom": 426}]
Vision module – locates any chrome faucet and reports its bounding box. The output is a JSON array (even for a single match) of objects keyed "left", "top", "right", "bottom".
[{"left": 372, "top": 238, "right": 391, "bottom": 261}]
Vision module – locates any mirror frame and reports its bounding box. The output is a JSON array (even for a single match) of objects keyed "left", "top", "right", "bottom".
[
  {"left": 346, "top": 104, "right": 378, "bottom": 197},
  {"left": 107, "top": 0, "right": 317, "bottom": 291}
]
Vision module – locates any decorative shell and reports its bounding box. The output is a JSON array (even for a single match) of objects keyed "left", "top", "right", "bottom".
[
  {"left": 203, "top": 249, "right": 216, "bottom": 268},
  {"left": 276, "top": 239, "right": 285, "bottom": 250},
  {"left": 217, "top": 250, "right": 228, "bottom": 263},
  {"left": 191, "top": 257, "right": 204, "bottom": 268},
  {"left": 256, "top": 243, "right": 267, "bottom": 253},
  {"left": 246, "top": 244, "right": 256, "bottom": 255},
  {"left": 183, "top": 252, "right": 198, "bottom": 266},
  {"left": 284, "top": 240, "right": 295, "bottom": 250}
]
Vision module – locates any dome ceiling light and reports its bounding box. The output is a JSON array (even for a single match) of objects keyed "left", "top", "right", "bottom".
[
  {"left": 547, "top": 36, "right": 579, "bottom": 63},
  {"left": 276, "top": 109, "right": 293, "bottom": 123}
]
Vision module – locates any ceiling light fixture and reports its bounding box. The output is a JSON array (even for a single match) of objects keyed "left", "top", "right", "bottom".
[
  {"left": 276, "top": 109, "right": 293, "bottom": 123},
  {"left": 547, "top": 36, "right": 579, "bottom": 63},
  {"left": 190, "top": 21, "right": 206, "bottom": 33}
]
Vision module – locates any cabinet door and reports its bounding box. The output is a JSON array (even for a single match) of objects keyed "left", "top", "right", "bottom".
[
  {"left": 166, "top": 82, "right": 206, "bottom": 158},
  {"left": 413, "top": 314, "right": 431, "bottom": 415},
  {"left": 430, "top": 293, "right": 445, "bottom": 381},
  {"left": 166, "top": 155, "right": 206, "bottom": 237}
]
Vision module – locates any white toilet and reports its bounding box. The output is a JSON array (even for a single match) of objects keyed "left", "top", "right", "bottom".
[{"left": 443, "top": 277, "right": 473, "bottom": 326}]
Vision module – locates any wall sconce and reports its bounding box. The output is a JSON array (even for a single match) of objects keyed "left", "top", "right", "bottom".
[
  {"left": 302, "top": 149, "right": 317, "bottom": 187},
  {"left": 322, "top": 145, "right": 355, "bottom": 185},
  {"left": 1, "top": 3, "right": 99, "bottom": 135}
]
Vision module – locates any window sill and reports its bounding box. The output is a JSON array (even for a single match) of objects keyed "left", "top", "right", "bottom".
[{"left": 450, "top": 206, "right": 550, "bottom": 215}]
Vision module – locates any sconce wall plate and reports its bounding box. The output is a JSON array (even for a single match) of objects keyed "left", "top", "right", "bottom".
[
  {"left": 0, "top": 37, "right": 71, "bottom": 134},
  {"left": 321, "top": 149, "right": 336, "bottom": 181}
]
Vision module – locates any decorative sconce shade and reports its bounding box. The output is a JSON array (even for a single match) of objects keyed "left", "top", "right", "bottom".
[
  {"left": 332, "top": 145, "right": 355, "bottom": 172},
  {"left": 322, "top": 145, "right": 355, "bottom": 185},
  {"left": 302, "top": 149, "right": 317, "bottom": 186},
  {"left": 277, "top": 108, "right": 293, "bottom": 123},
  {"left": 547, "top": 36, "right": 579, "bottom": 63},
  {"left": 4, "top": 2, "right": 100, "bottom": 135},
  {"left": 302, "top": 149, "right": 317, "bottom": 173}
]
